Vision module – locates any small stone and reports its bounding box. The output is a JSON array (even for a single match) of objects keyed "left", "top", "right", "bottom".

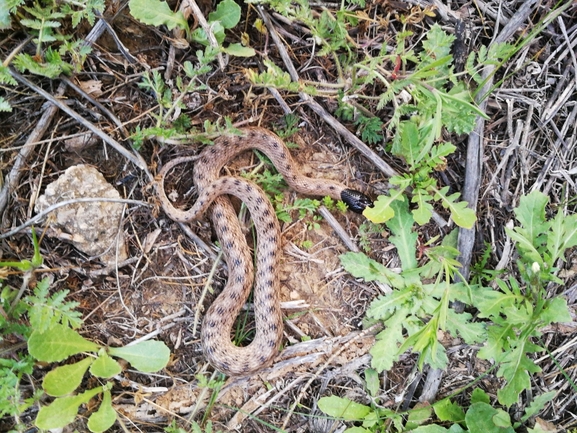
[{"left": 35, "top": 164, "right": 128, "bottom": 267}]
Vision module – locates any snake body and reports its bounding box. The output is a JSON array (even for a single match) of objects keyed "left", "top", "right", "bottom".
[{"left": 158, "top": 127, "right": 371, "bottom": 375}]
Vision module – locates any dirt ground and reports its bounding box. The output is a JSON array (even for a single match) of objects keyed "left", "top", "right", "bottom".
[{"left": 1, "top": 0, "right": 577, "bottom": 432}]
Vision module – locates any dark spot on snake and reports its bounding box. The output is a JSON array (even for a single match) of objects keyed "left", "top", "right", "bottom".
[
  {"left": 256, "top": 197, "right": 264, "bottom": 204},
  {"left": 267, "top": 222, "right": 275, "bottom": 230},
  {"left": 268, "top": 265, "right": 274, "bottom": 273},
  {"left": 233, "top": 258, "right": 242, "bottom": 267},
  {"left": 216, "top": 306, "right": 225, "bottom": 315},
  {"left": 200, "top": 156, "right": 208, "bottom": 164},
  {"left": 268, "top": 339, "right": 276, "bottom": 348},
  {"left": 268, "top": 236, "right": 277, "bottom": 244},
  {"left": 272, "top": 142, "right": 278, "bottom": 148},
  {"left": 285, "top": 163, "right": 292, "bottom": 171},
  {"left": 235, "top": 275, "right": 244, "bottom": 284},
  {"left": 245, "top": 184, "right": 252, "bottom": 192},
  {"left": 230, "top": 291, "right": 239, "bottom": 300},
  {"left": 263, "top": 208, "right": 271, "bottom": 217},
  {"left": 214, "top": 211, "right": 223, "bottom": 219},
  {"left": 221, "top": 361, "right": 230, "bottom": 371},
  {"left": 270, "top": 323, "right": 278, "bottom": 332},
  {"left": 221, "top": 226, "right": 228, "bottom": 233},
  {"left": 221, "top": 139, "right": 230, "bottom": 147},
  {"left": 266, "top": 279, "right": 274, "bottom": 287},
  {"left": 225, "top": 241, "right": 233, "bottom": 249},
  {"left": 234, "top": 179, "right": 241, "bottom": 186},
  {"left": 292, "top": 175, "right": 297, "bottom": 181},
  {"left": 207, "top": 320, "right": 217, "bottom": 328},
  {"left": 210, "top": 147, "right": 217, "bottom": 154},
  {"left": 329, "top": 185, "right": 336, "bottom": 190}
]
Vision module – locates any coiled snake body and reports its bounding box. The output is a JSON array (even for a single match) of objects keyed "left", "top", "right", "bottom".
[{"left": 158, "top": 127, "right": 372, "bottom": 375}]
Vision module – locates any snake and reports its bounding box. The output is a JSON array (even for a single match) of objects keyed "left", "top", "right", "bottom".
[{"left": 157, "top": 127, "right": 372, "bottom": 376}]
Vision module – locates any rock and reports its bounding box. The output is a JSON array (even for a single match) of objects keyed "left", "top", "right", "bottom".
[{"left": 35, "top": 164, "right": 128, "bottom": 267}]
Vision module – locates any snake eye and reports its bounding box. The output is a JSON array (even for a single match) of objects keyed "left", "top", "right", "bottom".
[{"left": 341, "top": 189, "right": 373, "bottom": 214}]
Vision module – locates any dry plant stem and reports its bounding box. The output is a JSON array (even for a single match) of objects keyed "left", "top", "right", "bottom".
[
  {"left": 318, "top": 206, "right": 360, "bottom": 252},
  {"left": 280, "top": 323, "right": 382, "bottom": 430},
  {"left": 0, "top": 83, "right": 65, "bottom": 217},
  {"left": 457, "top": 0, "right": 539, "bottom": 281},
  {"left": 8, "top": 69, "right": 152, "bottom": 181},
  {"left": 178, "top": 0, "right": 226, "bottom": 70}
]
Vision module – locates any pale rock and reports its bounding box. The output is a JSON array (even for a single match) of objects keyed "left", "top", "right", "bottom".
[{"left": 35, "top": 164, "right": 128, "bottom": 267}]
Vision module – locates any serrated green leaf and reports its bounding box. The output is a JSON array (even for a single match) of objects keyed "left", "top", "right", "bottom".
[
  {"left": 208, "top": 0, "right": 240, "bottom": 29},
  {"left": 0, "top": 97, "right": 11, "bottom": 112},
  {"left": 317, "top": 395, "right": 371, "bottom": 420},
  {"left": 108, "top": 340, "right": 170, "bottom": 372},
  {"left": 90, "top": 350, "right": 122, "bottom": 378},
  {"left": 520, "top": 391, "right": 556, "bottom": 422},
  {"left": 539, "top": 297, "right": 571, "bottom": 326},
  {"left": 128, "top": 0, "right": 188, "bottom": 31},
  {"left": 43, "top": 357, "right": 94, "bottom": 397},
  {"left": 514, "top": 191, "right": 549, "bottom": 246},
  {"left": 445, "top": 310, "right": 486, "bottom": 344},
  {"left": 29, "top": 324, "right": 100, "bottom": 362},
  {"left": 412, "top": 188, "right": 434, "bottom": 225},
  {"left": 87, "top": 389, "right": 116, "bottom": 432},
  {"left": 340, "top": 252, "right": 405, "bottom": 288},
  {"left": 432, "top": 186, "right": 476, "bottom": 228},
  {"left": 434, "top": 398, "right": 465, "bottom": 423},
  {"left": 386, "top": 198, "right": 418, "bottom": 270},
  {"left": 35, "top": 385, "right": 108, "bottom": 430}
]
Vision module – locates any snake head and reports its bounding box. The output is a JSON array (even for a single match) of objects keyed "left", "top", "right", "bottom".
[{"left": 341, "top": 189, "right": 373, "bottom": 214}]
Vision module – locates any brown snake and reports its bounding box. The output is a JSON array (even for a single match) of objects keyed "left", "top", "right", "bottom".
[{"left": 157, "top": 127, "right": 372, "bottom": 375}]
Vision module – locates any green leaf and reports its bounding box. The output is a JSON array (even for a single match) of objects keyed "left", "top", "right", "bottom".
[
  {"left": 434, "top": 398, "right": 465, "bottom": 423},
  {"left": 128, "top": 0, "right": 188, "bottom": 31},
  {"left": 43, "top": 357, "right": 94, "bottom": 397},
  {"left": 340, "top": 252, "right": 405, "bottom": 289},
  {"left": 317, "top": 395, "right": 371, "bottom": 420},
  {"left": 208, "top": 0, "right": 241, "bottom": 29},
  {"left": 363, "top": 189, "right": 403, "bottom": 223},
  {"left": 520, "top": 391, "right": 556, "bottom": 422},
  {"left": 385, "top": 198, "right": 418, "bottom": 270},
  {"left": 364, "top": 368, "right": 379, "bottom": 397},
  {"left": 35, "top": 384, "right": 110, "bottom": 430},
  {"left": 412, "top": 188, "right": 434, "bottom": 225},
  {"left": 87, "top": 389, "right": 116, "bottom": 432},
  {"left": 432, "top": 186, "right": 476, "bottom": 229},
  {"left": 539, "top": 297, "right": 571, "bottom": 326},
  {"left": 29, "top": 324, "right": 100, "bottom": 362},
  {"left": 90, "top": 350, "right": 122, "bottom": 378},
  {"left": 108, "top": 340, "right": 170, "bottom": 372},
  {"left": 0, "top": 0, "right": 10, "bottom": 29},
  {"left": 0, "top": 97, "right": 11, "bottom": 112},
  {"left": 411, "top": 424, "right": 449, "bottom": 433},
  {"left": 513, "top": 191, "right": 549, "bottom": 247},
  {"left": 223, "top": 43, "right": 256, "bottom": 57},
  {"left": 470, "top": 388, "right": 490, "bottom": 404},
  {"left": 465, "top": 402, "right": 515, "bottom": 433}
]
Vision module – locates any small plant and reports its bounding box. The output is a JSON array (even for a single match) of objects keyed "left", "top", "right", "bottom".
[
  {"left": 0, "top": 231, "right": 170, "bottom": 431},
  {"left": 340, "top": 190, "right": 573, "bottom": 409},
  {"left": 129, "top": 0, "right": 255, "bottom": 57},
  {"left": 30, "top": 324, "right": 170, "bottom": 431},
  {"left": 318, "top": 385, "right": 556, "bottom": 432}
]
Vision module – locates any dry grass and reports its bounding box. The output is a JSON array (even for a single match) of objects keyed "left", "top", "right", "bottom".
[{"left": 1, "top": 0, "right": 577, "bottom": 432}]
